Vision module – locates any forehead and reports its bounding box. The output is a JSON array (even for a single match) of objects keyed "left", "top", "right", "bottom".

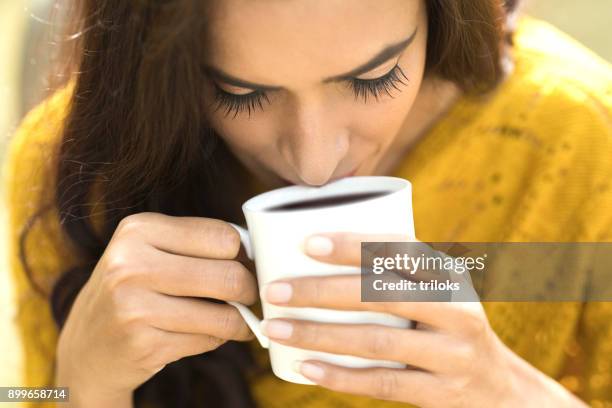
[{"left": 204, "top": 0, "right": 421, "bottom": 86}]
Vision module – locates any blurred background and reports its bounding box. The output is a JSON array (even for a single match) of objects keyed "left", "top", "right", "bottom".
[{"left": 1, "top": 0, "right": 611, "bottom": 387}]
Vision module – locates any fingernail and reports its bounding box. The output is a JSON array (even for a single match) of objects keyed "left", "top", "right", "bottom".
[
  {"left": 260, "top": 319, "right": 293, "bottom": 339},
  {"left": 299, "top": 362, "right": 325, "bottom": 381},
  {"left": 263, "top": 282, "right": 293, "bottom": 303},
  {"left": 305, "top": 235, "right": 334, "bottom": 256}
]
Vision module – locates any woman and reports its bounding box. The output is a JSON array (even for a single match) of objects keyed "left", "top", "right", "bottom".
[{"left": 5, "top": 0, "right": 612, "bottom": 407}]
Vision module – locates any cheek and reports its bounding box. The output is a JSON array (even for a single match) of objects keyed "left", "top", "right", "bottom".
[
  {"left": 348, "top": 107, "right": 406, "bottom": 151},
  {"left": 350, "top": 45, "right": 427, "bottom": 144},
  {"left": 202, "top": 80, "right": 277, "bottom": 154},
  {"left": 207, "top": 108, "right": 278, "bottom": 154},
  {"left": 220, "top": 126, "right": 277, "bottom": 168}
]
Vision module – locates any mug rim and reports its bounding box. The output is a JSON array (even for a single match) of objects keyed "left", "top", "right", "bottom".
[{"left": 242, "top": 176, "right": 410, "bottom": 214}]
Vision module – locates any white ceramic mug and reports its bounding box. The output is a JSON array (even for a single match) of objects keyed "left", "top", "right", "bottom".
[{"left": 228, "top": 176, "right": 416, "bottom": 384}]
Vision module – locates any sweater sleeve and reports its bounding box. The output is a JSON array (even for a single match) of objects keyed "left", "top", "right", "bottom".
[
  {"left": 562, "top": 80, "right": 612, "bottom": 405},
  {"left": 575, "top": 181, "right": 612, "bottom": 404},
  {"left": 2, "top": 85, "right": 77, "bottom": 407}
]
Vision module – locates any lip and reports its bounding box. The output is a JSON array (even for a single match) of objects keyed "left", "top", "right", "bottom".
[
  {"left": 329, "top": 167, "right": 358, "bottom": 182},
  {"left": 279, "top": 167, "right": 358, "bottom": 186}
]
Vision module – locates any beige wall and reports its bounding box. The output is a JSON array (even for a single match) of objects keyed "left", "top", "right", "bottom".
[
  {"left": 524, "top": 0, "right": 612, "bottom": 63},
  {"left": 0, "top": 2, "right": 28, "bottom": 157},
  {"left": 0, "top": 1, "right": 28, "bottom": 387}
]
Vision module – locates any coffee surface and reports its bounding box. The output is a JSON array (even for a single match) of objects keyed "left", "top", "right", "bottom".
[{"left": 267, "top": 191, "right": 390, "bottom": 211}]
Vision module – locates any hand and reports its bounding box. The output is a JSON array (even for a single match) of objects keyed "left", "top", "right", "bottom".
[
  {"left": 260, "top": 232, "right": 587, "bottom": 408},
  {"left": 55, "top": 212, "right": 257, "bottom": 406}
]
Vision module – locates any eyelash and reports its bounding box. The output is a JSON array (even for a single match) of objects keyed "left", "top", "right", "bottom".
[
  {"left": 212, "top": 64, "right": 409, "bottom": 119},
  {"left": 212, "top": 85, "right": 271, "bottom": 119}
]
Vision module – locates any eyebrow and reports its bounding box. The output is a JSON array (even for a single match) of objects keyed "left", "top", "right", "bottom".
[
  {"left": 205, "top": 27, "right": 418, "bottom": 91},
  {"left": 324, "top": 28, "right": 418, "bottom": 82}
]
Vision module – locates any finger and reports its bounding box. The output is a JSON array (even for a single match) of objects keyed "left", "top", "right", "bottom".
[
  {"left": 145, "top": 253, "right": 257, "bottom": 304},
  {"left": 261, "top": 319, "right": 451, "bottom": 371},
  {"left": 115, "top": 212, "right": 241, "bottom": 259},
  {"left": 296, "top": 361, "right": 437, "bottom": 405},
  {"left": 263, "top": 274, "right": 468, "bottom": 330},
  {"left": 145, "top": 293, "right": 254, "bottom": 341},
  {"left": 153, "top": 328, "right": 227, "bottom": 364},
  {"left": 303, "top": 232, "right": 414, "bottom": 266}
]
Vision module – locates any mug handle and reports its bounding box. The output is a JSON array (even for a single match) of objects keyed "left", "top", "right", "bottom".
[{"left": 227, "top": 223, "right": 270, "bottom": 349}]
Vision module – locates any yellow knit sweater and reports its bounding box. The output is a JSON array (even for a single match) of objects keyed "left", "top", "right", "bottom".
[{"left": 3, "top": 17, "right": 612, "bottom": 407}]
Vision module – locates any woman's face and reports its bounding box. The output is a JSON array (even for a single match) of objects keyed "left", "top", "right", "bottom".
[{"left": 203, "top": 0, "right": 428, "bottom": 188}]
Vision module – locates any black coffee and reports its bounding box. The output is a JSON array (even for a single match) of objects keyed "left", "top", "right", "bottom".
[{"left": 267, "top": 191, "right": 390, "bottom": 211}]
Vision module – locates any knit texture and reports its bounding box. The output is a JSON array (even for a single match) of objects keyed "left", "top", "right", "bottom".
[{"left": 3, "top": 17, "right": 612, "bottom": 407}]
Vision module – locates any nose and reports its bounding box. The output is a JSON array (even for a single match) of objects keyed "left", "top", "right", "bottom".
[{"left": 278, "top": 96, "right": 350, "bottom": 186}]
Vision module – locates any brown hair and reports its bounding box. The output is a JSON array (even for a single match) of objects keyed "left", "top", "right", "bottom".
[{"left": 20, "top": 1, "right": 519, "bottom": 406}]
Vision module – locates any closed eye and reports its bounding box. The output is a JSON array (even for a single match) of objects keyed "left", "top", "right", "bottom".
[
  {"left": 347, "top": 64, "right": 409, "bottom": 103},
  {"left": 210, "top": 64, "right": 409, "bottom": 118}
]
